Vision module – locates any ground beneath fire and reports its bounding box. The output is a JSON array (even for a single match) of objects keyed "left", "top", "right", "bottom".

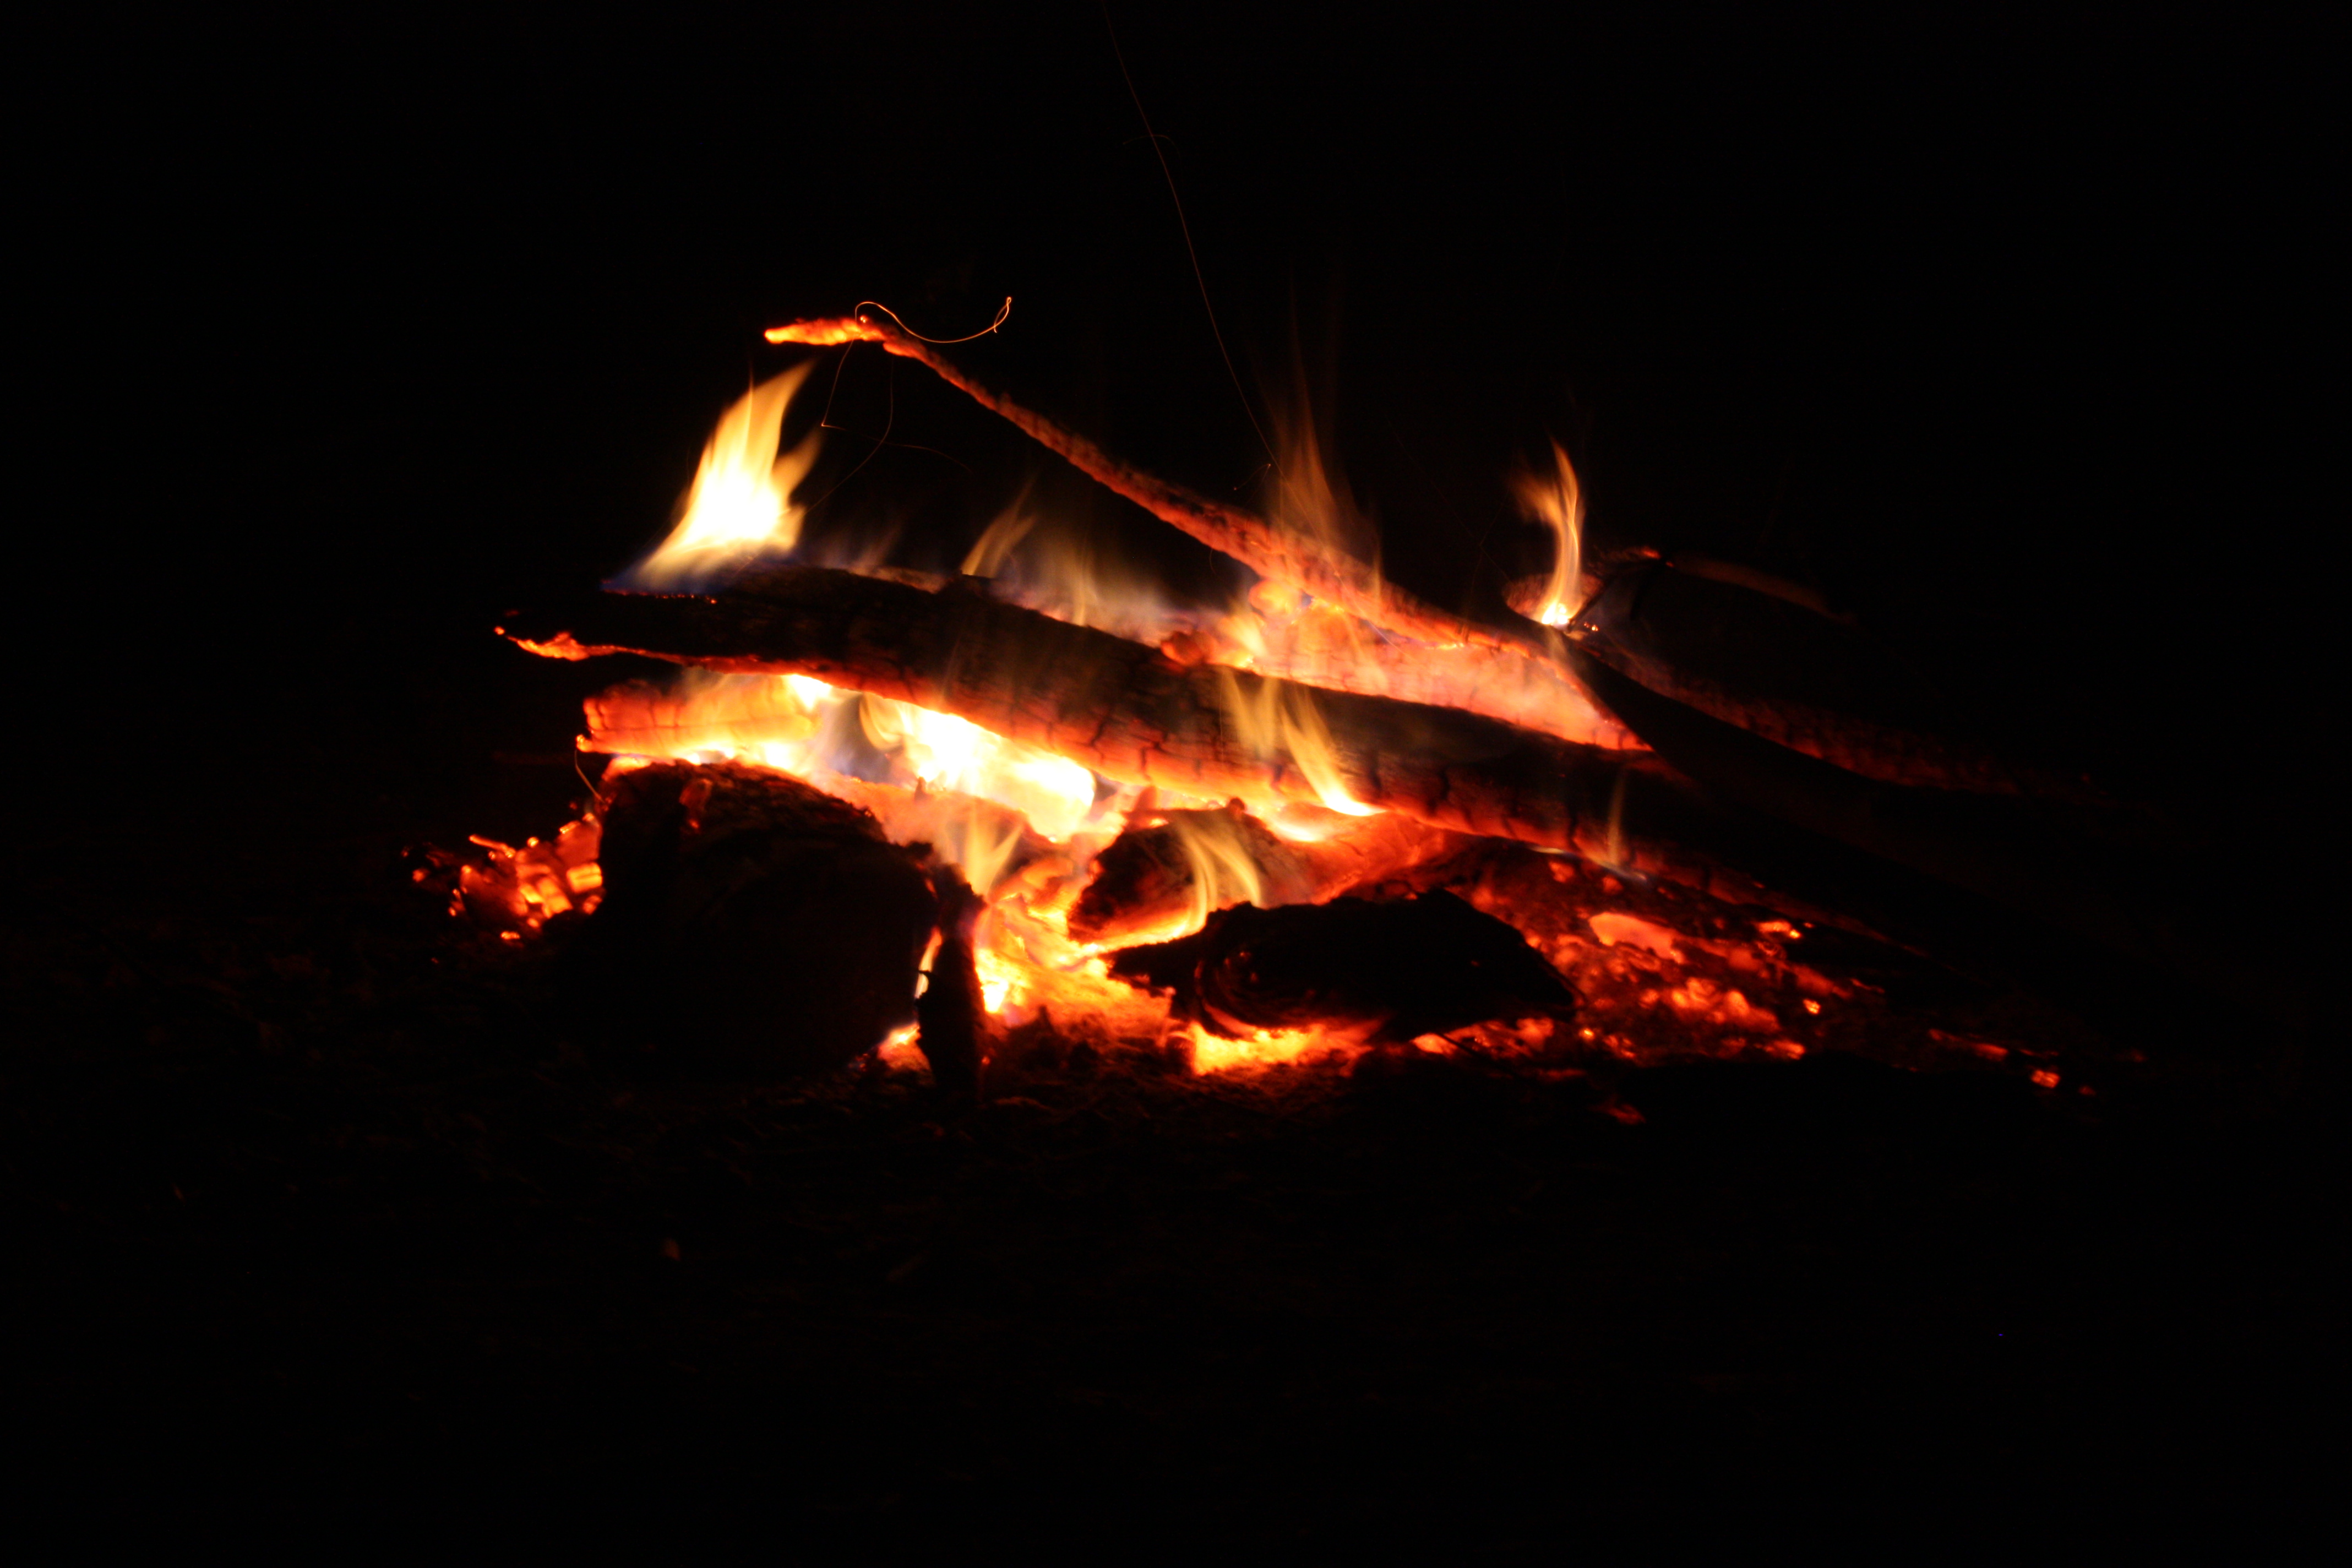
[{"left": 4, "top": 759, "right": 2328, "bottom": 1545}]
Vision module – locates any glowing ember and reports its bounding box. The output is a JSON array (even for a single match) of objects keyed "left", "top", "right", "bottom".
[{"left": 1185, "top": 1021, "right": 1366, "bottom": 1074}]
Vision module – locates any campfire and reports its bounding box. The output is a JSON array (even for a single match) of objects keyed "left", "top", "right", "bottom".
[{"left": 438, "top": 308, "right": 2186, "bottom": 1094}]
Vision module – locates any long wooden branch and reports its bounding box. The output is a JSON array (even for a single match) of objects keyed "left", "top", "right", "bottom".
[{"left": 762, "top": 313, "right": 1552, "bottom": 661}]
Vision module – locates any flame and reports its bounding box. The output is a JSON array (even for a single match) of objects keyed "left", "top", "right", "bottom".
[
  {"left": 1210, "top": 668, "right": 1379, "bottom": 816},
  {"left": 469, "top": 368, "right": 1946, "bottom": 1080},
  {"left": 1512, "top": 441, "right": 1584, "bottom": 627},
  {"left": 959, "top": 490, "right": 1193, "bottom": 648},
  {"left": 960, "top": 499, "right": 1038, "bottom": 581},
  {"left": 876, "top": 1023, "right": 927, "bottom": 1069},
  {"left": 627, "top": 364, "right": 822, "bottom": 587},
  {"left": 1266, "top": 391, "right": 1379, "bottom": 579},
  {"left": 1159, "top": 808, "right": 1270, "bottom": 938},
  {"left": 585, "top": 668, "right": 829, "bottom": 757},
  {"left": 858, "top": 695, "right": 1098, "bottom": 843}
]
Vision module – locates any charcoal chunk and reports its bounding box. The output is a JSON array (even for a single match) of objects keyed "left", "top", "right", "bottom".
[
  {"left": 569, "top": 760, "right": 937, "bottom": 1079},
  {"left": 1110, "top": 891, "right": 1577, "bottom": 1043}
]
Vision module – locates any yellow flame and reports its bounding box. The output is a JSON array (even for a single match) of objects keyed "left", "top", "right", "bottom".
[
  {"left": 960, "top": 498, "right": 1038, "bottom": 580},
  {"left": 974, "top": 945, "right": 1021, "bottom": 1014},
  {"left": 960, "top": 491, "right": 1188, "bottom": 647},
  {"left": 858, "top": 695, "right": 1097, "bottom": 842},
  {"left": 876, "top": 1023, "right": 927, "bottom": 1069},
  {"left": 1513, "top": 440, "right": 1584, "bottom": 628},
  {"left": 632, "top": 363, "right": 822, "bottom": 586},
  {"left": 1165, "top": 809, "right": 1268, "bottom": 935},
  {"left": 1211, "top": 669, "right": 1380, "bottom": 816}
]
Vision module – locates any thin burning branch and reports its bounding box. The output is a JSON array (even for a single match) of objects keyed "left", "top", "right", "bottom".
[{"left": 762, "top": 313, "right": 1554, "bottom": 661}]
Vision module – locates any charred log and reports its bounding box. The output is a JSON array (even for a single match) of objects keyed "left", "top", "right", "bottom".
[
  {"left": 1573, "top": 558, "right": 2084, "bottom": 797},
  {"left": 1110, "top": 891, "right": 1580, "bottom": 1043},
  {"left": 566, "top": 760, "right": 937, "bottom": 1079},
  {"left": 1556, "top": 639, "right": 2282, "bottom": 1026}
]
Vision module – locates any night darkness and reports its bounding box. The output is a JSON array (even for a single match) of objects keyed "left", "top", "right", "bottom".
[{"left": 13, "top": 5, "right": 2333, "bottom": 1543}]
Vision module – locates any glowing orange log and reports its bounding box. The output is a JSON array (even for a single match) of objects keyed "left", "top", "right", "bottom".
[
  {"left": 761, "top": 313, "right": 1554, "bottom": 662},
  {"left": 502, "top": 565, "right": 1778, "bottom": 910}
]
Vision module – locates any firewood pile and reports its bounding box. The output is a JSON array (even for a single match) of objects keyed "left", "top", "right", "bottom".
[{"left": 451, "top": 311, "right": 2251, "bottom": 1094}]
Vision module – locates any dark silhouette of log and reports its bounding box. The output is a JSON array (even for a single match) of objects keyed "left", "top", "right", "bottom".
[
  {"left": 1572, "top": 558, "right": 2089, "bottom": 798},
  {"left": 564, "top": 760, "right": 939, "bottom": 1079},
  {"left": 913, "top": 864, "right": 987, "bottom": 1098},
  {"left": 1556, "top": 639, "right": 2286, "bottom": 1024}
]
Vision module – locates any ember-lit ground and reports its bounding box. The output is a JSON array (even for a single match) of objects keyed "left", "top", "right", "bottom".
[{"left": 6, "top": 753, "right": 2326, "bottom": 1542}]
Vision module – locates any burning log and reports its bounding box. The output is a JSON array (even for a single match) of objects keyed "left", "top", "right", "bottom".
[
  {"left": 762, "top": 313, "right": 1553, "bottom": 662},
  {"left": 567, "top": 760, "right": 948, "bottom": 1080},
  {"left": 1109, "top": 891, "right": 1579, "bottom": 1044},
  {"left": 504, "top": 564, "right": 1804, "bottom": 914},
  {"left": 518, "top": 564, "right": 2235, "bottom": 1012}
]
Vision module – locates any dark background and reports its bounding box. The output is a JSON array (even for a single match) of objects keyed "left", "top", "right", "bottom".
[{"left": 21, "top": 4, "right": 2332, "bottom": 844}]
